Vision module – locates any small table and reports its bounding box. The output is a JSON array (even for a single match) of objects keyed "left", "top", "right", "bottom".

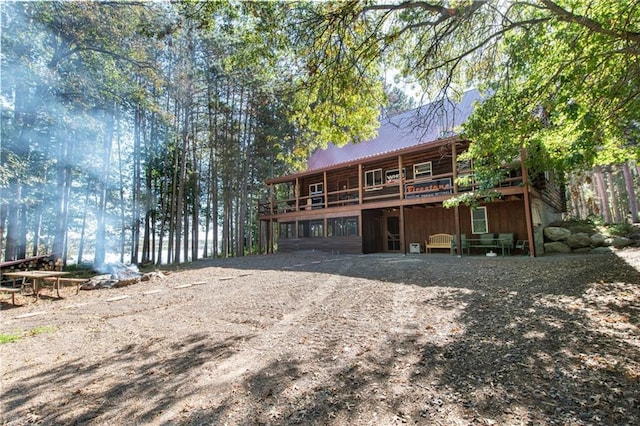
[{"left": 3, "top": 271, "right": 69, "bottom": 301}]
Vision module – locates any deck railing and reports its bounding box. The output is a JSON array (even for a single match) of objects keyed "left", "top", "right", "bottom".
[{"left": 259, "top": 173, "right": 524, "bottom": 215}]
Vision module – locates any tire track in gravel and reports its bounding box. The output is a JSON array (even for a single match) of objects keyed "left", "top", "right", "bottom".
[{"left": 205, "top": 257, "right": 368, "bottom": 383}]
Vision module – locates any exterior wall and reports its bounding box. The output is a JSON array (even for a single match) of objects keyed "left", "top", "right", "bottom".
[
  {"left": 401, "top": 200, "right": 528, "bottom": 253},
  {"left": 277, "top": 236, "right": 362, "bottom": 254},
  {"left": 257, "top": 139, "right": 562, "bottom": 256}
]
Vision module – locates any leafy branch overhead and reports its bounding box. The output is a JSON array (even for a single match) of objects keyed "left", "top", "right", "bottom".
[{"left": 295, "top": 0, "right": 639, "bottom": 180}]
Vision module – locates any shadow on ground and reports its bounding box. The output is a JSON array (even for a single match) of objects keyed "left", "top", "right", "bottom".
[{"left": 2, "top": 251, "right": 638, "bottom": 424}]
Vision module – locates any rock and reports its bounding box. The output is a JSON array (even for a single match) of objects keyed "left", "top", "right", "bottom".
[
  {"left": 590, "top": 233, "right": 606, "bottom": 247},
  {"left": 604, "top": 236, "right": 632, "bottom": 248},
  {"left": 544, "top": 227, "right": 572, "bottom": 242},
  {"left": 572, "top": 247, "right": 592, "bottom": 254},
  {"left": 566, "top": 233, "right": 592, "bottom": 249},
  {"left": 544, "top": 242, "right": 572, "bottom": 253},
  {"left": 591, "top": 246, "right": 613, "bottom": 254}
]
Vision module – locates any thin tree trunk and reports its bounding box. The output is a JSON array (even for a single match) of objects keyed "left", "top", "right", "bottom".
[
  {"left": 622, "top": 161, "right": 639, "bottom": 223},
  {"left": 94, "top": 110, "right": 115, "bottom": 268},
  {"left": 593, "top": 167, "right": 610, "bottom": 222},
  {"left": 77, "top": 185, "right": 91, "bottom": 264}
]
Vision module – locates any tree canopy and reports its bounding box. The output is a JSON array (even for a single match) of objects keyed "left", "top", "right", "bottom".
[
  {"left": 293, "top": 0, "right": 640, "bottom": 178},
  {"left": 1, "top": 0, "right": 638, "bottom": 265}
]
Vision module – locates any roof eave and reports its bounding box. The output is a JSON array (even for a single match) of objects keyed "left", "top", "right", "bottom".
[{"left": 265, "top": 135, "right": 465, "bottom": 185}]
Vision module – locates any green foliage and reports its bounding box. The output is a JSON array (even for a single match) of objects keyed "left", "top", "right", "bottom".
[
  {"left": 608, "top": 222, "right": 636, "bottom": 237},
  {"left": 554, "top": 217, "right": 600, "bottom": 234},
  {"left": 0, "top": 326, "right": 56, "bottom": 344},
  {"left": 294, "top": 0, "right": 640, "bottom": 189},
  {"left": 0, "top": 332, "right": 21, "bottom": 344},
  {"left": 442, "top": 189, "right": 502, "bottom": 209},
  {"left": 461, "top": 0, "right": 640, "bottom": 181}
]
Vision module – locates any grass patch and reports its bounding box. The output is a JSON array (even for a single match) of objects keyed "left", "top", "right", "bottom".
[
  {"left": 28, "top": 326, "right": 56, "bottom": 337},
  {"left": 0, "top": 332, "right": 21, "bottom": 344},
  {"left": 0, "top": 326, "right": 56, "bottom": 344}
]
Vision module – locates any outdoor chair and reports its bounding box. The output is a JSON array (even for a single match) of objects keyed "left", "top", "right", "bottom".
[{"left": 451, "top": 234, "right": 470, "bottom": 255}]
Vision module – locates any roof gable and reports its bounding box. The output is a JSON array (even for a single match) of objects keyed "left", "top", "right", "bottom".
[{"left": 306, "top": 88, "right": 482, "bottom": 171}]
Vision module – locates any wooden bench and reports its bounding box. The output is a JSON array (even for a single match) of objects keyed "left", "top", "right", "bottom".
[
  {"left": 425, "top": 233, "right": 453, "bottom": 253},
  {"left": 42, "top": 277, "right": 88, "bottom": 297},
  {"left": 0, "top": 287, "right": 21, "bottom": 305}
]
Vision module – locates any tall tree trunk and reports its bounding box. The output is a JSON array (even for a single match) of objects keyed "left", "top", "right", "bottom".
[
  {"left": 131, "top": 105, "right": 143, "bottom": 264},
  {"left": 0, "top": 203, "right": 7, "bottom": 259},
  {"left": 94, "top": 110, "right": 115, "bottom": 268},
  {"left": 116, "top": 108, "right": 127, "bottom": 263},
  {"left": 52, "top": 131, "right": 72, "bottom": 262},
  {"left": 622, "top": 161, "right": 639, "bottom": 223},
  {"left": 606, "top": 166, "right": 622, "bottom": 223},
  {"left": 77, "top": 185, "right": 91, "bottom": 264},
  {"left": 593, "top": 167, "right": 610, "bottom": 223},
  {"left": 4, "top": 196, "right": 18, "bottom": 261}
]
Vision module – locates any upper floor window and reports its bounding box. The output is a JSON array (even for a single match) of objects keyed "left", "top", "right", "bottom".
[
  {"left": 309, "top": 182, "right": 323, "bottom": 195},
  {"left": 413, "top": 161, "right": 432, "bottom": 180},
  {"left": 365, "top": 168, "right": 383, "bottom": 190},
  {"left": 385, "top": 168, "right": 405, "bottom": 184},
  {"left": 471, "top": 206, "right": 488, "bottom": 234}
]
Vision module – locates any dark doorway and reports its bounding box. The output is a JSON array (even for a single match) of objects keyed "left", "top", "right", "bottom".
[{"left": 386, "top": 215, "right": 400, "bottom": 251}]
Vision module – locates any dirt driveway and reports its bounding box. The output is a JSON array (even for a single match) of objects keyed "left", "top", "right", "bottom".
[{"left": 1, "top": 250, "right": 639, "bottom": 425}]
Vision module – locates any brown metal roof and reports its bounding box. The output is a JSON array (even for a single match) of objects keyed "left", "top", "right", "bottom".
[
  {"left": 307, "top": 88, "right": 482, "bottom": 170},
  {"left": 266, "top": 89, "right": 482, "bottom": 184}
]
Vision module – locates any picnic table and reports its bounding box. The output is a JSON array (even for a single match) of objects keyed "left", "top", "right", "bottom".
[{"left": 2, "top": 270, "right": 69, "bottom": 301}]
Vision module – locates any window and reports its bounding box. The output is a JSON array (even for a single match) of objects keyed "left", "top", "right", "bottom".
[
  {"left": 310, "top": 220, "right": 324, "bottom": 237},
  {"left": 297, "top": 220, "right": 324, "bottom": 237},
  {"left": 413, "top": 161, "right": 433, "bottom": 180},
  {"left": 278, "top": 222, "right": 296, "bottom": 239},
  {"left": 385, "top": 168, "right": 405, "bottom": 184},
  {"left": 471, "top": 207, "right": 488, "bottom": 234},
  {"left": 309, "top": 183, "right": 323, "bottom": 195},
  {"left": 364, "top": 168, "right": 383, "bottom": 190},
  {"left": 327, "top": 217, "right": 358, "bottom": 237}
]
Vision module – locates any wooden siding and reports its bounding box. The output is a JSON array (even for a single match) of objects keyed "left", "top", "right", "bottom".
[
  {"left": 400, "top": 200, "right": 528, "bottom": 252},
  {"left": 277, "top": 236, "right": 362, "bottom": 254}
]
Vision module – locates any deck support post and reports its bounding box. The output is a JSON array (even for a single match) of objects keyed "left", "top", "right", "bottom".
[
  {"left": 452, "top": 141, "right": 462, "bottom": 255},
  {"left": 521, "top": 148, "right": 536, "bottom": 257}
]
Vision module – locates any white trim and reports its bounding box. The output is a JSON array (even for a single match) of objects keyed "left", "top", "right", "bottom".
[
  {"left": 413, "top": 161, "right": 433, "bottom": 180},
  {"left": 364, "top": 168, "right": 383, "bottom": 191},
  {"left": 471, "top": 206, "right": 488, "bottom": 234}
]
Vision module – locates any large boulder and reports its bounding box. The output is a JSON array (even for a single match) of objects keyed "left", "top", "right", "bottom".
[
  {"left": 591, "top": 246, "right": 613, "bottom": 254},
  {"left": 544, "top": 241, "right": 572, "bottom": 253},
  {"left": 604, "top": 236, "right": 632, "bottom": 248},
  {"left": 544, "top": 227, "right": 572, "bottom": 242},
  {"left": 566, "top": 232, "right": 592, "bottom": 249},
  {"left": 590, "top": 233, "right": 606, "bottom": 247}
]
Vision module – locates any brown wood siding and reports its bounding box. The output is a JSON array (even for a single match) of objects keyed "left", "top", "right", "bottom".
[
  {"left": 401, "top": 200, "right": 528, "bottom": 252},
  {"left": 277, "top": 237, "right": 362, "bottom": 254}
]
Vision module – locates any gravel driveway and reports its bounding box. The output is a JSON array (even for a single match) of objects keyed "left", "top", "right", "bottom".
[{"left": 1, "top": 250, "right": 639, "bottom": 425}]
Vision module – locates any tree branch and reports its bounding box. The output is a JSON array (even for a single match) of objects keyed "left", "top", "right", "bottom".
[{"left": 540, "top": 0, "right": 640, "bottom": 45}]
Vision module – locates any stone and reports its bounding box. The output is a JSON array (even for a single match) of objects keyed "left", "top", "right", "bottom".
[
  {"left": 591, "top": 246, "right": 613, "bottom": 254},
  {"left": 544, "top": 242, "right": 572, "bottom": 253},
  {"left": 566, "top": 233, "right": 592, "bottom": 249},
  {"left": 590, "top": 233, "right": 606, "bottom": 247},
  {"left": 544, "top": 227, "right": 572, "bottom": 242},
  {"left": 572, "top": 247, "right": 592, "bottom": 254},
  {"left": 604, "top": 236, "right": 632, "bottom": 248}
]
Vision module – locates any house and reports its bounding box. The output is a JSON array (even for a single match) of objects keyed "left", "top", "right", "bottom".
[{"left": 257, "top": 89, "right": 565, "bottom": 256}]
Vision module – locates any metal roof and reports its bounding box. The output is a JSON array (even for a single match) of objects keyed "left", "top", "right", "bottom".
[{"left": 306, "top": 88, "right": 482, "bottom": 171}]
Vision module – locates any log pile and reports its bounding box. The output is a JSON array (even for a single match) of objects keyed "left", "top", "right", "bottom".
[{"left": 0, "top": 255, "right": 63, "bottom": 274}]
